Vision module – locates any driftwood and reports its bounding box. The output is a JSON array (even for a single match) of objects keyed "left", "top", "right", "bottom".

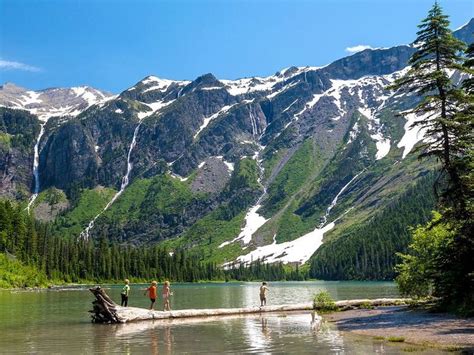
[{"left": 89, "top": 286, "right": 410, "bottom": 324}]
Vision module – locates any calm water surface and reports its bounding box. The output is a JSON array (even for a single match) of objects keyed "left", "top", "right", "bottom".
[{"left": 0, "top": 281, "right": 449, "bottom": 354}]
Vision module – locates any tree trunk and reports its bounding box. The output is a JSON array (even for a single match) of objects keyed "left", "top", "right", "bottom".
[{"left": 89, "top": 286, "right": 411, "bottom": 324}]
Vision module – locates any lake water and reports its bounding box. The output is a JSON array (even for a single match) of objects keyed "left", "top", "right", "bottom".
[{"left": 0, "top": 281, "right": 449, "bottom": 354}]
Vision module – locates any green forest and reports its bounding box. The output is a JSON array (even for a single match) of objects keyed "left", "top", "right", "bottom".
[{"left": 0, "top": 199, "right": 305, "bottom": 287}]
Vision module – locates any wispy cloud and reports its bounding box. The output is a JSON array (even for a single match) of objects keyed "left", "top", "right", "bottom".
[
  {"left": 0, "top": 58, "right": 41, "bottom": 72},
  {"left": 345, "top": 45, "right": 374, "bottom": 54}
]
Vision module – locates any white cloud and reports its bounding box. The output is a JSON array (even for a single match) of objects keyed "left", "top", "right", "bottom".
[
  {"left": 0, "top": 58, "right": 41, "bottom": 72},
  {"left": 345, "top": 45, "right": 374, "bottom": 54}
]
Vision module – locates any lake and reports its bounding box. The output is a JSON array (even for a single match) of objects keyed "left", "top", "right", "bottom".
[{"left": 0, "top": 281, "right": 449, "bottom": 353}]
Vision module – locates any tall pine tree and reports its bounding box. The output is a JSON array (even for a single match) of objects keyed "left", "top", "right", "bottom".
[
  {"left": 392, "top": 2, "right": 473, "bottom": 312},
  {"left": 390, "top": 2, "right": 466, "bottom": 205}
]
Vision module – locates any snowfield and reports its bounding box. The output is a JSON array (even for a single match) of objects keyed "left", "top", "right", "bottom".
[
  {"left": 230, "top": 222, "right": 335, "bottom": 266},
  {"left": 397, "top": 111, "right": 431, "bottom": 159},
  {"left": 219, "top": 204, "right": 268, "bottom": 248}
]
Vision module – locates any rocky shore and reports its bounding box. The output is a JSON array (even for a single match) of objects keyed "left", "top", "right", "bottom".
[{"left": 325, "top": 305, "right": 474, "bottom": 351}]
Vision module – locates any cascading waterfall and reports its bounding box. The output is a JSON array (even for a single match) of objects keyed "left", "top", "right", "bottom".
[
  {"left": 318, "top": 170, "right": 364, "bottom": 228},
  {"left": 80, "top": 122, "right": 142, "bottom": 240},
  {"left": 26, "top": 124, "right": 46, "bottom": 213},
  {"left": 249, "top": 109, "right": 258, "bottom": 136}
]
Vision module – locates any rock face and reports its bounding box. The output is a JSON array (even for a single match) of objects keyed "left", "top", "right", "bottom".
[
  {"left": 0, "top": 108, "right": 40, "bottom": 199},
  {"left": 0, "top": 20, "right": 472, "bottom": 266}
]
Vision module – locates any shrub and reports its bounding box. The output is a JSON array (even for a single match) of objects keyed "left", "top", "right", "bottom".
[
  {"left": 359, "top": 301, "right": 374, "bottom": 309},
  {"left": 313, "top": 291, "right": 338, "bottom": 312}
]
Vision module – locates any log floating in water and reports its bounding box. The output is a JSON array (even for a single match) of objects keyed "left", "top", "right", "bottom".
[{"left": 89, "top": 286, "right": 411, "bottom": 324}]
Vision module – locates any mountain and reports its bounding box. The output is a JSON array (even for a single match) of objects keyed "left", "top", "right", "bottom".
[
  {"left": 1, "top": 19, "right": 472, "bottom": 279},
  {"left": 0, "top": 83, "right": 113, "bottom": 120}
]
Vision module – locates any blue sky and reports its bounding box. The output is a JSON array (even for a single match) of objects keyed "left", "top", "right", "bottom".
[{"left": 1, "top": 0, "right": 472, "bottom": 93}]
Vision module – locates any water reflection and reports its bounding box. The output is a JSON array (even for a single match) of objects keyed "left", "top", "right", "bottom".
[
  {"left": 105, "top": 312, "right": 348, "bottom": 354},
  {"left": 1, "top": 281, "right": 409, "bottom": 354}
]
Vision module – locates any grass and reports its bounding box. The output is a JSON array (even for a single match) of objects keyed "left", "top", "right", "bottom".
[
  {"left": 263, "top": 139, "right": 316, "bottom": 216},
  {"left": 401, "top": 346, "right": 426, "bottom": 352},
  {"left": 387, "top": 336, "right": 405, "bottom": 343},
  {"left": 262, "top": 147, "right": 288, "bottom": 181},
  {"left": 53, "top": 186, "right": 116, "bottom": 237},
  {"left": 166, "top": 208, "right": 246, "bottom": 264},
  {"left": 33, "top": 187, "right": 67, "bottom": 208}
]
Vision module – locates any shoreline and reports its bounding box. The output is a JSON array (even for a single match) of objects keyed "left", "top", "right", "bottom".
[
  {"left": 2, "top": 279, "right": 395, "bottom": 291},
  {"left": 324, "top": 305, "right": 474, "bottom": 351}
]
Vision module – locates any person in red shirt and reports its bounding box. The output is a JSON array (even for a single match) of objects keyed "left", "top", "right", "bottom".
[{"left": 144, "top": 281, "right": 158, "bottom": 310}]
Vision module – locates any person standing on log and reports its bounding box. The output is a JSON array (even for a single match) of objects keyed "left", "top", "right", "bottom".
[
  {"left": 121, "top": 279, "right": 130, "bottom": 307},
  {"left": 162, "top": 280, "right": 172, "bottom": 311},
  {"left": 144, "top": 281, "right": 158, "bottom": 310},
  {"left": 260, "top": 282, "right": 269, "bottom": 307}
]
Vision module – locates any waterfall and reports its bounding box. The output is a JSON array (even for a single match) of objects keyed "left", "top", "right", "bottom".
[
  {"left": 318, "top": 170, "right": 364, "bottom": 228},
  {"left": 80, "top": 122, "right": 142, "bottom": 240},
  {"left": 249, "top": 110, "right": 258, "bottom": 137},
  {"left": 26, "top": 124, "right": 46, "bottom": 213}
]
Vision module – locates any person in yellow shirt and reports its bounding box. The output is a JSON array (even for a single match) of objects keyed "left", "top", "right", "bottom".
[{"left": 121, "top": 279, "right": 130, "bottom": 307}]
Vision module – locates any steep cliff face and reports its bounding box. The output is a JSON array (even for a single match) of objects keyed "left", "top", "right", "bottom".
[
  {"left": 0, "top": 19, "right": 472, "bottom": 270},
  {"left": 0, "top": 108, "right": 40, "bottom": 199}
]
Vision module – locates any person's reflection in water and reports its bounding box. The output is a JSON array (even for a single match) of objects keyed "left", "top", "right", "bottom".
[
  {"left": 150, "top": 327, "right": 159, "bottom": 355},
  {"left": 164, "top": 325, "right": 173, "bottom": 354},
  {"left": 311, "top": 311, "right": 321, "bottom": 332},
  {"left": 260, "top": 316, "right": 270, "bottom": 340}
]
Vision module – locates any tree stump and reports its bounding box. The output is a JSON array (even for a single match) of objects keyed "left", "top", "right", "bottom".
[{"left": 89, "top": 286, "right": 120, "bottom": 323}]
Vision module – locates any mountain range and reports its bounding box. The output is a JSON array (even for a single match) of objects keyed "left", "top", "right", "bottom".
[{"left": 1, "top": 19, "right": 472, "bottom": 279}]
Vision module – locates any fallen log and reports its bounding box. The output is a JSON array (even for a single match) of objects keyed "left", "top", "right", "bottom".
[{"left": 89, "top": 286, "right": 411, "bottom": 324}]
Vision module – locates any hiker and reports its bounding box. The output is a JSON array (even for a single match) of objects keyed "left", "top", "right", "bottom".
[
  {"left": 260, "top": 282, "right": 269, "bottom": 306},
  {"left": 121, "top": 279, "right": 130, "bottom": 307},
  {"left": 162, "top": 280, "right": 172, "bottom": 311},
  {"left": 144, "top": 281, "right": 158, "bottom": 310}
]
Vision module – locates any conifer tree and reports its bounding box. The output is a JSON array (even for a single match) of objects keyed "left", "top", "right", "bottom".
[
  {"left": 390, "top": 2, "right": 466, "bottom": 206},
  {"left": 392, "top": 2, "right": 474, "bottom": 312}
]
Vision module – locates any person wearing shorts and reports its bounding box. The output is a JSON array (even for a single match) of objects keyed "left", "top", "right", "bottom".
[{"left": 144, "top": 281, "right": 158, "bottom": 310}]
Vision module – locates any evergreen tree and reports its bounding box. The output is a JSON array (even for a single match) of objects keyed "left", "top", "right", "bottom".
[
  {"left": 392, "top": 3, "right": 473, "bottom": 313},
  {"left": 390, "top": 2, "right": 466, "bottom": 206}
]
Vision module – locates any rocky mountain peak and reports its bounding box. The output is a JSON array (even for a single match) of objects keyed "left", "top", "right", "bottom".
[
  {"left": 453, "top": 18, "right": 474, "bottom": 44},
  {"left": 0, "top": 84, "right": 113, "bottom": 121}
]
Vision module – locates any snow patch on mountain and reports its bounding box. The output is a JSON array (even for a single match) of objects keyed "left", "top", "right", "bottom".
[
  {"left": 0, "top": 84, "right": 113, "bottom": 121},
  {"left": 137, "top": 99, "right": 175, "bottom": 119},
  {"left": 194, "top": 104, "right": 236, "bottom": 139},
  {"left": 347, "top": 120, "right": 360, "bottom": 144},
  {"left": 219, "top": 204, "right": 268, "bottom": 248},
  {"left": 221, "top": 67, "right": 314, "bottom": 96},
  {"left": 229, "top": 222, "right": 335, "bottom": 265},
  {"left": 358, "top": 107, "right": 391, "bottom": 160},
  {"left": 397, "top": 111, "right": 431, "bottom": 159},
  {"left": 215, "top": 156, "right": 235, "bottom": 173},
  {"left": 282, "top": 99, "right": 299, "bottom": 113},
  {"left": 141, "top": 77, "right": 176, "bottom": 92}
]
